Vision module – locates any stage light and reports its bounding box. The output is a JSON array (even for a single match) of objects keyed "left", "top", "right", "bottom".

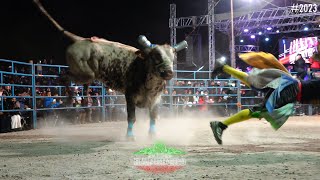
[
  {"left": 221, "top": 56, "right": 226, "bottom": 62},
  {"left": 250, "top": 35, "right": 255, "bottom": 39},
  {"left": 265, "top": 37, "right": 270, "bottom": 42},
  {"left": 240, "top": 39, "right": 244, "bottom": 43},
  {"left": 267, "top": 27, "right": 272, "bottom": 30},
  {"left": 244, "top": 29, "right": 249, "bottom": 32},
  {"left": 258, "top": 31, "right": 262, "bottom": 35},
  {"left": 304, "top": 27, "right": 309, "bottom": 31}
]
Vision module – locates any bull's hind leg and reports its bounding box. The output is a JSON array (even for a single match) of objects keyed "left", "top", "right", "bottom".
[
  {"left": 125, "top": 96, "right": 136, "bottom": 140},
  {"left": 149, "top": 105, "right": 159, "bottom": 137},
  {"left": 83, "top": 83, "right": 90, "bottom": 95},
  {"left": 61, "top": 71, "right": 93, "bottom": 106},
  {"left": 60, "top": 72, "right": 74, "bottom": 106}
]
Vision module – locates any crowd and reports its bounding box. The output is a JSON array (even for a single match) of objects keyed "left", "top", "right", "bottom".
[
  {"left": 1, "top": 54, "right": 320, "bottom": 132},
  {"left": 161, "top": 79, "right": 262, "bottom": 116}
]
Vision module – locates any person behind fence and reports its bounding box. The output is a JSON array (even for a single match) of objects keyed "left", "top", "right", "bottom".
[
  {"left": 210, "top": 52, "right": 320, "bottom": 145},
  {"left": 308, "top": 52, "right": 320, "bottom": 79},
  {"left": 43, "top": 91, "right": 62, "bottom": 125},
  {"left": 84, "top": 92, "right": 93, "bottom": 123},
  {"left": 0, "top": 87, "right": 3, "bottom": 112},
  {"left": 9, "top": 98, "right": 22, "bottom": 130},
  {"left": 74, "top": 91, "right": 86, "bottom": 124},
  {"left": 293, "top": 54, "right": 307, "bottom": 80},
  {"left": 161, "top": 89, "right": 170, "bottom": 107},
  {"left": 92, "top": 91, "right": 102, "bottom": 122}
]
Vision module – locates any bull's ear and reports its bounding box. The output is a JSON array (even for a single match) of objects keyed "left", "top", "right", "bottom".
[{"left": 135, "top": 50, "right": 146, "bottom": 59}]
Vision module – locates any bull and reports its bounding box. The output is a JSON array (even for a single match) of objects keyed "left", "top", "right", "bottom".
[{"left": 33, "top": 0, "right": 187, "bottom": 138}]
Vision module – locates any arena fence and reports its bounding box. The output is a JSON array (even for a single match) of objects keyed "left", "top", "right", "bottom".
[{"left": 0, "top": 59, "right": 318, "bottom": 131}]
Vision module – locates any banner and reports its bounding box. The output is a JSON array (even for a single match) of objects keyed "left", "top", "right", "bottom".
[{"left": 278, "top": 37, "right": 318, "bottom": 64}]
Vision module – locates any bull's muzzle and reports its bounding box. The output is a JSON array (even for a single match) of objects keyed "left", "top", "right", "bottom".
[{"left": 160, "top": 69, "right": 174, "bottom": 80}]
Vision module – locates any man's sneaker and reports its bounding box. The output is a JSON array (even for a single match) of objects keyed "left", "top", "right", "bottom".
[
  {"left": 211, "top": 58, "right": 226, "bottom": 79},
  {"left": 210, "top": 121, "right": 228, "bottom": 145}
]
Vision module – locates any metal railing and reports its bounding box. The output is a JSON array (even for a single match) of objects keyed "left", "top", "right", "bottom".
[{"left": 1, "top": 59, "right": 318, "bottom": 131}]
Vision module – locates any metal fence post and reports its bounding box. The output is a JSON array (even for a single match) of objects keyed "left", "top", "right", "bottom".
[
  {"left": 58, "top": 67, "right": 61, "bottom": 96},
  {"left": 0, "top": 72, "right": 3, "bottom": 109},
  {"left": 237, "top": 80, "right": 241, "bottom": 113},
  {"left": 169, "top": 79, "right": 173, "bottom": 112},
  {"left": 308, "top": 105, "right": 313, "bottom": 115},
  {"left": 32, "top": 63, "right": 37, "bottom": 129},
  {"left": 101, "top": 86, "right": 106, "bottom": 122}
]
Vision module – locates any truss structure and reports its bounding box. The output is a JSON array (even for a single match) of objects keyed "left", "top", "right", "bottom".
[
  {"left": 216, "top": 6, "right": 320, "bottom": 36},
  {"left": 169, "top": 1, "right": 320, "bottom": 70},
  {"left": 235, "top": 45, "right": 259, "bottom": 52},
  {"left": 208, "top": 0, "right": 215, "bottom": 73},
  {"left": 170, "top": 6, "right": 320, "bottom": 36}
]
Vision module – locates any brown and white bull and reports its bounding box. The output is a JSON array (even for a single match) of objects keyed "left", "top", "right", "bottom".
[{"left": 33, "top": 0, "right": 187, "bottom": 138}]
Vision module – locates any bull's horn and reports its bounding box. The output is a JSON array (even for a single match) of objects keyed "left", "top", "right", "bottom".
[
  {"left": 174, "top": 40, "right": 188, "bottom": 52},
  {"left": 138, "top": 35, "right": 154, "bottom": 48}
]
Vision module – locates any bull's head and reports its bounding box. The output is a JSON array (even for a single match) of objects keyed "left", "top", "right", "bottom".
[{"left": 138, "top": 35, "right": 188, "bottom": 80}]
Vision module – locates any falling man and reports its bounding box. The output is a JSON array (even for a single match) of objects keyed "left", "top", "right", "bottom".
[{"left": 210, "top": 52, "right": 320, "bottom": 145}]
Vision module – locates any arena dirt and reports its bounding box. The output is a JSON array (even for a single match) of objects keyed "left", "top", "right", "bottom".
[{"left": 0, "top": 114, "right": 319, "bottom": 179}]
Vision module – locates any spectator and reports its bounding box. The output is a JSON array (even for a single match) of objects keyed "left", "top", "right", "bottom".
[
  {"left": 92, "top": 92, "right": 102, "bottom": 122},
  {"left": 308, "top": 52, "right": 320, "bottom": 79},
  {"left": 75, "top": 97, "right": 86, "bottom": 124},
  {"left": 84, "top": 92, "right": 93, "bottom": 123},
  {"left": 293, "top": 54, "right": 307, "bottom": 80},
  {"left": 43, "top": 91, "right": 62, "bottom": 125},
  {"left": 9, "top": 98, "right": 22, "bottom": 130},
  {"left": 0, "top": 87, "right": 3, "bottom": 111},
  {"left": 161, "top": 89, "right": 170, "bottom": 107},
  {"left": 37, "top": 60, "right": 43, "bottom": 75},
  {"left": 172, "top": 89, "right": 177, "bottom": 105},
  {"left": 198, "top": 96, "right": 207, "bottom": 111},
  {"left": 193, "top": 90, "right": 200, "bottom": 104}
]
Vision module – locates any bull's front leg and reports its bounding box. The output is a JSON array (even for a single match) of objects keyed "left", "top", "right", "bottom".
[
  {"left": 149, "top": 104, "right": 159, "bottom": 136},
  {"left": 126, "top": 96, "right": 136, "bottom": 139}
]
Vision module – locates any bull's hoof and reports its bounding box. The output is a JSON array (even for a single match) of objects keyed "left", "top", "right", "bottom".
[
  {"left": 148, "top": 128, "right": 157, "bottom": 139},
  {"left": 126, "top": 135, "right": 136, "bottom": 142},
  {"left": 148, "top": 132, "right": 156, "bottom": 140},
  {"left": 126, "top": 129, "right": 135, "bottom": 141}
]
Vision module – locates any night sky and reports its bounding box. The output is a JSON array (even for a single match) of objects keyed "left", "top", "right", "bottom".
[
  {"left": 0, "top": 0, "right": 316, "bottom": 65},
  {"left": 0, "top": 0, "right": 209, "bottom": 64}
]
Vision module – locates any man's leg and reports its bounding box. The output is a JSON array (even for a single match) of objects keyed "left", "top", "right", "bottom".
[
  {"left": 211, "top": 59, "right": 251, "bottom": 87},
  {"left": 210, "top": 109, "right": 253, "bottom": 145},
  {"left": 223, "top": 65, "right": 251, "bottom": 87}
]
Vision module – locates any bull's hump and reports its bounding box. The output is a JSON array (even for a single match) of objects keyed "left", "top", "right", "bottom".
[{"left": 85, "top": 38, "right": 139, "bottom": 52}]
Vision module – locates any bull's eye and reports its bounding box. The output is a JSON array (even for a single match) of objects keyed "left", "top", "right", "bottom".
[
  {"left": 155, "top": 59, "right": 161, "bottom": 64},
  {"left": 153, "top": 53, "right": 162, "bottom": 64}
]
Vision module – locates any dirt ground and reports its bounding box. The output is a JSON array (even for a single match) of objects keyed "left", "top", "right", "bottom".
[{"left": 0, "top": 114, "right": 320, "bottom": 180}]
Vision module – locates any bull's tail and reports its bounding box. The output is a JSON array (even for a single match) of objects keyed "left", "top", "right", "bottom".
[{"left": 33, "top": 0, "right": 84, "bottom": 42}]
